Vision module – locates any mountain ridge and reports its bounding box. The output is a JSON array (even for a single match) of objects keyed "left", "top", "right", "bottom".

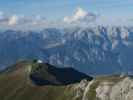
[
  {"left": 0, "top": 60, "right": 93, "bottom": 86},
  {"left": 0, "top": 60, "right": 133, "bottom": 100},
  {"left": 0, "top": 26, "right": 133, "bottom": 75}
]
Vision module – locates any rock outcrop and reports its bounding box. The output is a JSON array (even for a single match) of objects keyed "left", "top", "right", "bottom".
[{"left": 73, "top": 75, "right": 133, "bottom": 100}]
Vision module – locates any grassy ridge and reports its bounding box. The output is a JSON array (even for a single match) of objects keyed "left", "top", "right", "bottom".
[
  {"left": 0, "top": 61, "right": 79, "bottom": 100},
  {"left": 0, "top": 60, "right": 123, "bottom": 100},
  {"left": 0, "top": 72, "right": 77, "bottom": 100}
]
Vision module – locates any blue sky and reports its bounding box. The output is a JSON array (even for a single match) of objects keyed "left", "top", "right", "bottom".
[
  {"left": 0, "top": 0, "right": 133, "bottom": 29},
  {"left": 0, "top": 0, "right": 133, "bottom": 20}
]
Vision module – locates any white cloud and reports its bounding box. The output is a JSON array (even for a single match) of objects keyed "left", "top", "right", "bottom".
[
  {"left": 5, "top": 15, "right": 51, "bottom": 30},
  {"left": 63, "top": 7, "right": 96, "bottom": 23},
  {"left": 32, "top": 15, "right": 46, "bottom": 25},
  {"left": 73, "top": 8, "right": 88, "bottom": 20},
  {"left": 8, "top": 15, "right": 19, "bottom": 26},
  {"left": 0, "top": 8, "right": 97, "bottom": 29},
  {"left": 6, "top": 15, "right": 46, "bottom": 26}
]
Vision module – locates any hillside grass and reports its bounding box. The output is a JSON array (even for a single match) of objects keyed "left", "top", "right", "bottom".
[
  {"left": 0, "top": 60, "right": 77, "bottom": 100},
  {"left": 0, "top": 73, "right": 77, "bottom": 100},
  {"left": 0, "top": 61, "right": 126, "bottom": 100}
]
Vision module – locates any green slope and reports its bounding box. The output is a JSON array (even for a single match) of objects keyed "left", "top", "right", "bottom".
[
  {"left": 0, "top": 60, "right": 90, "bottom": 100},
  {"left": 0, "top": 60, "right": 125, "bottom": 100}
]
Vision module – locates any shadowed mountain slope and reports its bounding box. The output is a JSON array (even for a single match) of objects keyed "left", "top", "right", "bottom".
[
  {"left": 0, "top": 60, "right": 93, "bottom": 100},
  {"left": 0, "top": 60, "right": 93, "bottom": 85}
]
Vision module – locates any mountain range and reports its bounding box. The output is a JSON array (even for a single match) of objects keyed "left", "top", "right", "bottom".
[{"left": 0, "top": 26, "right": 133, "bottom": 75}]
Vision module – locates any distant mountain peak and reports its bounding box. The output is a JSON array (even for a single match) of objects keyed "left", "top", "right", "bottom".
[{"left": 0, "top": 26, "right": 133, "bottom": 75}]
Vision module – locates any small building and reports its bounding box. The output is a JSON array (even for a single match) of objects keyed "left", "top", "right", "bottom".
[
  {"left": 37, "top": 59, "right": 43, "bottom": 64},
  {"left": 33, "top": 59, "right": 43, "bottom": 64}
]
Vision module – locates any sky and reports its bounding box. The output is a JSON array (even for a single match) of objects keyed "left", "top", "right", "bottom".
[{"left": 0, "top": 0, "right": 133, "bottom": 29}]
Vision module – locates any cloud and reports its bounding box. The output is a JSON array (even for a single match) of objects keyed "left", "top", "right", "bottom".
[
  {"left": 64, "top": 8, "right": 87, "bottom": 23},
  {"left": 0, "top": 13, "right": 47, "bottom": 28},
  {"left": 0, "top": 8, "right": 98, "bottom": 30},
  {"left": 63, "top": 7, "right": 97, "bottom": 23},
  {"left": 32, "top": 15, "right": 46, "bottom": 25},
  {"left": 8, "top": 15, "right": 19, "bottom": 26}
]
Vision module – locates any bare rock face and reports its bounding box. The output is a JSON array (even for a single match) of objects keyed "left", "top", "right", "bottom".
[
  {"left": 110, "top": 77, "right": 133, "bottom": 100},
  {"left": 96, "top": 82, "right": 113, "bottom": 100},
  {"left": 72, "top": 76, "right": 133, "bottom": 100},
  {"left": 73, "top": 79, "right": 89, "bottom": 100},
  {"left": 73, "top": 79, "right": 94, "bottom": 100},
  {"left": 89, "top": 76, "right": 133, "bottom": 100}
]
